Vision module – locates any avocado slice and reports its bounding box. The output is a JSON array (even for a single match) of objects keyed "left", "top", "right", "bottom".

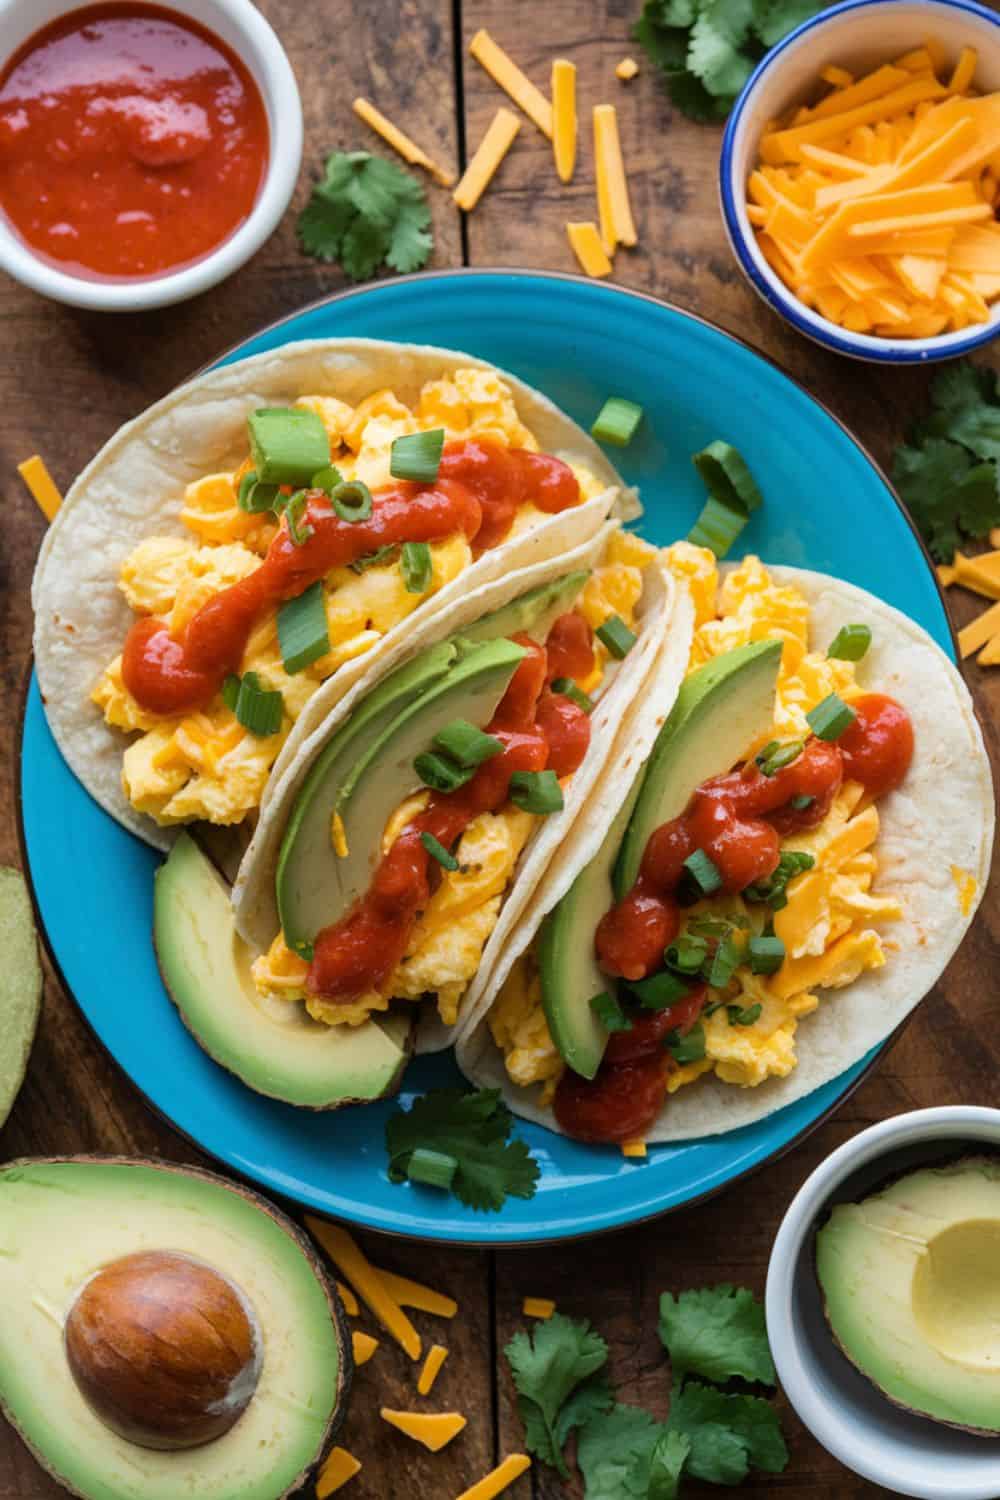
[
  {"left": 156, "top": 833, "right": 411, "bottom": 1109},
  {"left": 0, "top": 1156, "right": 349, "bottom": 1499},
  {"left": 0, "top": 868, "right": 41, "bottom": 1128},
  {"left": 278, "top": 636, "right": 526, "bottom": 953},
  {"left": 540, "top": 640, "right": 782, "bottom": 1079},
  {"left": 457, "top": 569, "right": 590, "bottom": 645},
  {"left": 816, "top": 1159, "right": 1000, "bottom": 1433}
]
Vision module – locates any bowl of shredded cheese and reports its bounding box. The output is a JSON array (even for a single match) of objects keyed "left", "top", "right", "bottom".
[{"left": 720, "top": 0, "right": 1000, "bottom": 362}]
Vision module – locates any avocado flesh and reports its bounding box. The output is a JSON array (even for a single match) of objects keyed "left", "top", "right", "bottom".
[
  {"left": 457, "top": 569, "right": 590, "bottom": 645},
  {"left": 540, "top": 640, "right": 782, "bottom": 1079},
  {"left": 817, "top": 1159, "right": 1000, "bottom": 1434},
  {"left": 0, "top": 1158, "right": 346, "bottom": 1500},
  {"left": 0, "top": 868, "right": 41, "bottom": 1126},
  {"left": 156, "top": 834, "right": 411, "bottom": 1109}
]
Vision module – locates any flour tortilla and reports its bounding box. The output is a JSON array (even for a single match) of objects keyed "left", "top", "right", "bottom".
[
  {"left": 457, "top": 566, "right": 994, "bottom": 1142},
  {"left": 32, "top": 338, "right": 628, "bottom": 852}
]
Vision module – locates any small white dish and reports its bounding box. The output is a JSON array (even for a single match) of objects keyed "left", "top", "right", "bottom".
[
  {"left": 720, "top": 0, "right": 1000, "bottom": 363},
  {"left": 0, "top": 0, "right": 303, "bottom": 311},
  {"left": 766, "top": 1106, "right": 1000, "bottom": 1500}
]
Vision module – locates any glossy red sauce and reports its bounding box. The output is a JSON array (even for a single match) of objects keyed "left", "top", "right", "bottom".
[
  {"left": 308, "top": 635, "right": 591, "bottom": 1002},
  {"left": 544, "top": 610, "right": 595, "bottom": 684},
  {"left": 121, "top": 438, "right": 581, "bottom": 716},
  {"left": 0, "top": 4, "right": 269, "bottom": 281},
  {"left": 837, "top": 694, "right": 915, "bottom": 800}
]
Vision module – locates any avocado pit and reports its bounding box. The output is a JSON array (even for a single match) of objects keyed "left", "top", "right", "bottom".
[{"left": 64, "top": 1249, "right": 262, "bottom": 1450}]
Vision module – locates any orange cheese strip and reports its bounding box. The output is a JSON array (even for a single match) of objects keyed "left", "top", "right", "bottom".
[
  {"left": 454, "top": 108, "right": 521, "bottom": 212},
  {"left": 523, "top": 1297, "right": 556, "bottom": 1318},
  {"left": 817, "top": 115, "right": 977, "bottom": 212},
  {"left": 843, "top": 227, "right": 956, "bottom": 257},
  {"left": 336, "top": 1281, "right": 359, "bottom": 1316},
  {"left": 381, "top": 1408, "right": 467, "bottom": 1452},
  {"left": 552, "top": 59, "right": 576, "bottom": 182},
  {"left": 761, "top": 76, "right": 947, "bottom": 163},
  {"left": 958, "top": 599, "right": 1000, "bottom": 656},
  {"left": 955, "top": 550, "right": 1000, "bottom": 595},
  {"left": 616, "top": 57, "right": 640, "bottom": 81},
  {"left": 418, "top": 1344, "right": 449, "bottom": 1395},
  {"left": 352, "top": 99, "right": 455, "bottom": 186},
  {"left": 469, "top": 30, "right": 552, "bottom": 138},
  {"left": 806, "top": 63, "right": 910, "bottom": 121},
  {"left": 797, "top": 142, "right": 871, "bottom": 177},
  {"left": 948, "top": 222, "right": 1000, "bottom": 271},
  {"left": 937, "top": 563, "right": 957, "bottom": 586},
  {"left": 566, "top": 221, "right": 613, "bottom": 277},
  {"left": 305, "top": 1219, "right": 422, "bottom": 1361},
  {"left": 894, "top": 46, "right": 935, "bottom": 73},
  {"left": 978, "top": 630, "right": 1000, "bottom": 665},
  {"left": 352, "top": 1331, "right": 378, "bottom": 1366},
  {"left": 950, "top": 46, "right": 978, "bottom": 93},
  {"left": 820, "top": 64, "right": 854, "bottom": 88},
  {"left": 375, "top": 1269, "right": 458, "bottom": 1318},
  {"left": 594, "top": 104, "right": 636, "bottom": 249},
  {"left": 456, "top": 1455, "right": 532, "bottom": 1500},
  {"left": 621, "top": 1140, "right": 648, "bottom": 1158},
  {"left": 891, "top": 253, "right": 947, "bottom": 300},
  {"left": 316, "top": 1448, "right": 362, "bottom": 1498},
  {"left": 800, "top": 183, "right": 978, "bottom": 268},
  {"left": 18, "top": 455, "right": 62, "bottom": 521},
  {"left": 828, "top": 257, "right": 890, "bottom": 299},
  {"left": 814, "top": 164, "right": 895, "bottom": 211},
  {"left": 848, "top": 203, "right": 992, "bottom": 237}
]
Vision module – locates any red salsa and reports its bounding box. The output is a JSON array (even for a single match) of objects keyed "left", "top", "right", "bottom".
[
  {"left": 0, "top": 4, "right": 269, "bottom": 281},
  {"left": 121, "top": 438, "right": 582, "bottom": 716}
]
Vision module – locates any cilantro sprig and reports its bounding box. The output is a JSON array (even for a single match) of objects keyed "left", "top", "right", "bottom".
[
  {"left": 659, "top": 1283, "right": 775, "bottom": 1385},
  {"left": 505, "top": 1314, "right": 613, "bottom": 1476},
  {"left": 298, "top": 150, "right": 433, "bottom": 281},
  {"left": 385, "top": 1087, "right": 539, "bottom": 1213}
]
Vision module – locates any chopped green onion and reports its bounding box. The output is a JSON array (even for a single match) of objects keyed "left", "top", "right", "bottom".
[
  {"left": 391, "top": 428, "right": 445, "bottom": 482},
  {"left": 596, "top": 615, "right": 637, "bottom": 659},
  {"left": 509, "top": 770, "right": 564, "bottom": 814},
  {"left": 687, "top": 494, "right": 748, "bottom": 558},
  {"left": 827, "top": 623, "right": 872, "bottom": 662},
  {"left": 221, "top": 674, "right": 241, "bottom": 712},
  {"left": 708, "top": 931, "right": 746, "bottom": 989},
  {"left": 277, "top": 490, "right": 314, "bottom": 547},
  {"left": 629, "top": 970, "right": 691, "bottom": 1010},
  {"left": 748, "top": 935, "right": 786, "bottom": 975},
  {"left": 693, "top": 440, "right": 763, "bottom": 513},
  {"left": 590, "top": 991, "right": 633, "bottom": 1032},
  {"left": 420, "top": 832, "right": 459, "bottom": 871},
  {"left": 686, "top": 916, "right": 732, "bottom": 938},
  {"left": 790, "top": 794, "right": 814, "bottom": 811},
  {"left": 311, "top": 464, "right": 344, "bottom": 495},
  {"left": 414, "top": 752, "right": 475, "bottom": 794},
  {"left": 757, "top": 740, "right": 804, "bottom": 777},
  {"left": 807, "top": 693, "right": 857, "bottom": 742},
  {"left": 350, "top": 544, "right": 398, "bottom": 574},
  {"left": 665, "top": 933, "right": 709, "bottom": 974},
  {"left": 248, "top": 407, "right": 330, "bottom": 486},
  {"left": 683, "top": 848, "right": 723, "bottom": 897},
  {"left": 231, "top": 670, "right": 283, "bottom": 737},
  {"left": 406, "top": 1147, "right": 458, "bottom": 1189},
  {"left": 401, "top": 540, "right": 433, "bottom": 594},
  {"left": 727, "top": 1003, "right": 762, "bottom": 1027},
  {"left": 550, "top": 677, "right": 594, "bottom": 714},
  {"left": 433, "top": 719, "right": 504, "bottom": 769},
  {"left": 237, "top": 469, "right": 281, "bottom": 514},
  {"left": 331, "top": 479, "right": 373, "bottom": 522},
  {"left": 665, "top": 1022, "right": 706, "bottom": 1064},
  {"left": 744, "top": 850, "right": 815, "bottom": 909},
  {"left": 277, "top": 582, "right": 330, "bottom": 674},
  {"left": 591, "top": 397, "right": 644, "bottom": 447}
]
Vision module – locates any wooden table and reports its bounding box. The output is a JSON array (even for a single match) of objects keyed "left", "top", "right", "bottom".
[{"left": 2, "top": 4, "right": 997, "bottom": 1497}]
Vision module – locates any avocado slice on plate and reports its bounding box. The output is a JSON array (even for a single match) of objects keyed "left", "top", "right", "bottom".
[
  {"left": 0, "top": 1156, "right": 349, "bottom": 1499},
  {"left": 457, "top": 568, "right": 590, "bottom": 645},
  {"left": 156, "top": 833, "right": 411, "bottom": 1109},
  {"left": 817, "top": 1158, "right": 1000, "bottom": 1434},
  {"left": 540, "top": 640, "right": 782, "bottom": 1079},
  {"left": 0, "top": 868, "right": 41, "bottom": 1128}
]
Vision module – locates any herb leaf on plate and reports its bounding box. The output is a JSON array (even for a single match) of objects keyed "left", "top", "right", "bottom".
[
  {"left": 505, "top": 1313, "right": 612, "bottom": 1476},
  {"left": 659, "top": 1283, "right": 775, "bottom": 1385},
  {"left": 576, "top": 1403, "right": 669, "bottom": 1497},
  {"left": 667, "top": 1379, "right": 790, "bottom": 1483},
  {"left": 297, "top": 150, "right": 433, "bottom": 282},
  {"left": 385, "top": 1087, "right": 539, "bottom": 1212}
]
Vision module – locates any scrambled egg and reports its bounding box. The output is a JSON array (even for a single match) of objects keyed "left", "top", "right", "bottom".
[
  {"left": 490, "top": 550, "right": 903, "bottom": 1105},
  {"left": 92, "top": 369, "right": 607, "bottom": 828}
]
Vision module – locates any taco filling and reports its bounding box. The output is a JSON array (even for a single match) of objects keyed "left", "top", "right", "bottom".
[{"left": 91, "top": 369, "right": 608, "bottom": 829}]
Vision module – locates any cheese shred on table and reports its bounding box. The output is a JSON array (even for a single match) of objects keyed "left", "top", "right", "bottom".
[{"left": 454, "top": 108, "right": 521, "bottom": 211}]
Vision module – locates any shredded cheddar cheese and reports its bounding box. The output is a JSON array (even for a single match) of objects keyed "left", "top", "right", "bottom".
[
  {"left": 352, "top": 98, "right": 455, "bottom": 186},
  {"left": 337, "top": 1281, "right": 359, "bottom": 1316},
  {"left": 979, "top": 630, "right": 1000, "bottom": 665},
  {"left": 18, "top": 455, "right": 61, "bottom": 522},
  {"left": 454, "top": 108, "right": 521, "bottom": 212},
  {"left": 616, "top": 57, "right": 640, "bottom": 82},
  {"left": 316, "top": 1448, "right": 362, "bottom": 1497},
  {"left": 469, "top": 31, "right": 553, "bottom": 138},
  {"left": 375, "top": 1268, "right": 458, "bottom": 1318},
  {"left": 331, "top": 811, "right": 349, "bottom": 858},
  {"left": 352, "top": 1330, "right": 379, "bottom": 1366},
  {"left": 552, "top": 59, "right": 576, "bottom": 183},
  {"left": 958, "top": 599, "right": 1000, "bottom": 657},
  {"left": 380, "top": 1408, "right": 467, "bottom": 1451},
  {"left": 522, "top": 1297, "right": 556, "bottom": 1319},
  {"left": 566, "top": 221, "right": 613, "bottom": 277},
  {"left": 621, "top": 1140, "right": 648, "bottom": 1158},
  {"left": 305, "top": 1219, "right": 422, "bottom": 1361},
  {"left": 955, "top": 549, "right": 1000, "bottom": 597},
  {"left": 593, "top": 104, "right": 636, "bottom": 251},
  {"left": 456, "top": 1454, "right": 532, "bottom": 1499},
  {"left": 418, "top": 1343, "right": 449, "bottom": 1395},
  {"left": 951, "top": 864, "right": 978, "bottom": 916}
]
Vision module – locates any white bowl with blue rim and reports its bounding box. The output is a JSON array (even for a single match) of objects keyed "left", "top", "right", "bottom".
[{"left": 720, "top": 0, "right": 1000, "bottom": 363}]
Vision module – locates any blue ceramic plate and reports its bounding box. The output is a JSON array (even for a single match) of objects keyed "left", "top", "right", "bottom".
[{"left": 21, "top": 271, "right": 951, "bottom": 1245}]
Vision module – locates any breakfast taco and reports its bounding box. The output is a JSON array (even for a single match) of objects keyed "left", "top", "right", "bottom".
[
  {"left": 32, "top": 339, "right": 628, "bottom": 852},
  {"left": 153, "top": 523, "right": 690, "bottom": 1106},
  {"left": 456, "top": 548, "right": 993, "bottom": 1145}
]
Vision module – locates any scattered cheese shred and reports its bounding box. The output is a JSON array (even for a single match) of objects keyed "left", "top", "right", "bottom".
[
  {"left": 18, "top": 455, "right": 61, "bottom": 522},
  {"left": 951, "top": 864, "right": 979, "bottom": 916},
  {"left": 594, "top": 104, "right": 636, "bottom": 251},
  {"left": 936, "top": 563, "right": 957, "bottom": 587},
  {"left": 957, "top": 598, "right": 1000, "bottom": 657},
  {"left": 336, "top": 1281, "right": 359, "bottom": 1316},
  {"left": 374, "top": 1268, "right": 458, "bottom": 1318},
  {"left": 305, "top": 1218, "right": 422, "bottom": 1361},
  {"left": 331, "top": 812, "right": 349, "bottom": 859},
  {"left": 978, "top": 630, "right": 1000, "bottom": 665},
  {"left": 456, "top": 1454, "right": 532, "bottom": 1499},
  {"left": 552, "top": 59, "right": 577, "bottom": 183},
  {"left": 616, "top": 57, "right": 640, "bottom": 82},
  {"left": 522, "top": 1297, "right": 556, "bottom": 1319},
  {"left": 418, "top": 1343, "right": 449, "bottom": 1395},
  {"left": 453, "top": 108, "right": 521, "bottom": 212},
  {"left": 469, "top": 30, "right": 553, "bottom": 138},
  {"left": 955, "top": 548, "right": 1000, "bottom": 597},
  {"left": 566, "top": 221, "right": 613, "bottom": 277},
  {"left": 380, "top": 1408, "right": 467, "bottom": 1452},
  {"left": 950, "top": 46, "right": 978, "bottom": 93},
  {"left": 820, "top": 64, "right": 854, "bottom": 88},
  {"left": 352, "top": 98, "right": 455, "bottom": 186},
  {"left": 352, "top": 1330, "right": 379, "bottom": 1366},
  {"left": 621, "top": 1140, "right": 648, "bottom": 1158},
  {"left": 316, "top": 1448, "right": 361, "bottom": 1498}
]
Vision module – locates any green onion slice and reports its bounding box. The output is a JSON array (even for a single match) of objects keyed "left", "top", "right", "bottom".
[
  {"left": 550, "top": 677, "right": 595, "bottom": 714},
  {"left": 683, "top": 848, "right": 723, "bottom": 897},
  {"left": 221, "top": 674, "right": 241, "bottom": 712},
  {"left": 232, "top": 670, "right": 283, "bottom": 737},
  {"left": 350, "top": 544, "right": 398, "bottom": 574},
  {"left": 509, "top": 770, "right": 564, "bottom": 815},
  {"left": 277, "top": 582, "right": 330, "bottom": 675},
  {"left": 406, "top": 1147, "right": 458, "bottom": 1190},
  {"left": 744, "top": 850, "right": 815, "bottom": 909},
  {"left": 277, "top": 490, "right": 314, "bottom": 548},
  {"left": 665, "top": 933, "right": 709, "bottom": 974},
  {"left": 756, "top": 739, "right": 804, "bottom": 777},
  {"left": 311, "top": 464, "right": 344, "bottom": 495},
  {"left": 590, "top": 991, "right": 633, "bottom": 1032},
  {"left": 693, "top": 440, "right": 763, "bottom": 514},
  {"left": 331, "top": 480, "right": 373, "bottom": 522},
  {"left": 665, "top": 1022, "right": 706, "bottom": 1064},
  {"left": 629, "top": 969, "right": 691, "bottom": 1010},
  {"left": 248, "top": 407, "right": 330, "bottom": 486},
  {"left": 687, "top": 494, "right": 748, "bottom": 558},
  {"left": 433, "top": 719, "right": 504, "bottom": 769},
  {"left": 807, "top": 693, "right": 857, "bottom": 741},
  {"left": 237, "top": 470, "right": 281, "bottom": 515},
  {"left": 748, "top": 935, "right": 786, "bottom": 974},
  {"left": 414, "top": 752, "right": 475, "bottom": 794},
  {"left": 591, "top": 397, "right": 644, "bottom": 447},
  {"left": 420, "top": 831, "right": 459, "bottom": 871},
  {"left": 596, "top": 615, "right": 637, "bottom": 659},
  {"left": 401, "top": 540, "right": 433, "bottom": 594},
  {"left": 391, "top": 428, "right": 445, "bottom": 483},
  {"left": 727, "top": 1002, "right": 763, "bottom": 1027},
  {"left": 827, "top": 623, "right": 872, "bottom": 662},
  {"left": 708, "top": 931, "right": 746, "bottom": 989},
  {"left": 790, "top": 793, "right": 814, "bottom": 811}
]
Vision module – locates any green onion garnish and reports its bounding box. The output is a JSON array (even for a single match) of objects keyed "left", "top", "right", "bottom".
[
  {"left": 744, "top": 850, "right": 815, "bottom": 909},
  {"left": 827, "top": 623, "right": 872, "bottom": 662},
  {"left": 248, "top": 407, "right": 330, "bottom": 486},
  {"left": 807, "top": 693, "right": 857, "bottom": 741},
  {"left": 596, "top": 615, "right": 636, "bottom": 659},
  {"left": 311, "top": 464, "right": 344, "bottom": 495},
  {"left": 665, "top": 933, "right": 709, "bottom": 974},
  {"left": 727, "top": 1003, "right": 762, "bottom": 1027},
  {"left": 687, "top": 495, "right": 748, "bottom": 558},
  {"left": 231, "top": 670, "right": 283, "bottom": 737},
  {"left": 629, "top": 969, "right": 691, "bottom": 1010},
  {"left": 687, "top": 440, "right": 762, "bottom": 558},
  {"left": 686, "top": 916, "right": 732, "bottom": 938},
  {"left": 331, "top": 479, "right": 373, "bottom": 522},
  {"left": 277, "top": 582, "right": 330, "bottom": 674},
  {"left": 756, "top": 740, "right": 804, "bottom": 777},
  {"left": 401, "top": 540, "right": 432, "bottom": 594},
  {"left": 350, "top": 544, "right": 398, "bottom": 574},
  {"left": 221, "top": 674, "right": 241, "bottom": 712},
  {"left": 550, "top": 677, "right": 594, "bottom": 714},
  {"left": 509, "top": 769, "right": 564, "bottom": 814},
  {"left": 590, "top": 991, "right": 633, "bottom": 1032},
  {"left": 591, "top": 397, "right": 644, "bottom": 447},
  {"left": 433, "top": 719, "right": 504, "bottom": 769},
  {"left": 748, "top": 935, "right": 785, "bottom": 975},
  {"left": 414, "top": 752, "right": 475, "bottom": 794},
  {"left": 391, "top": 429, "right": 445, "bottom": 483},
  {"left": 420, "top": 831, "right": 459, "bottom": 871},
  {"left": 277, "top": 490, "right": 314, "bottom": 547},
  {"left": 683, "top": 848, "right": 723, "bottom": 896},
  {"left": 790, "top": 793, "right": 814, "bottom": 811},
  {"left": 406, "top": 1147, "right": 458, "bottom": 1189},
  {"left": 665, "top": 1022, "right": 706, "bottom": 1064},
  {"left": 708, "top": 931, "right": 746, "bottom": 988},
  {"left": 237, "top": 469, "right": 280, "bottom": 514}
]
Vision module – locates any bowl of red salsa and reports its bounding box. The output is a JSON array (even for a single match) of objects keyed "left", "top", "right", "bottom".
[{"left": 0, "top": 0, "right": 302, "bottom": 309}]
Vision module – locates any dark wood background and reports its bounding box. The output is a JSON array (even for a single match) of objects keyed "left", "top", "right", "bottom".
[{"left": 2, "top": 3, "right": 998, "bottom": 1496}]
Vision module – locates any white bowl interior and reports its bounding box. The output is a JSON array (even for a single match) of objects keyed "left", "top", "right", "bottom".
[
  {"left": 768, "top": 1109, "right": 1000, "bottom": 1500},
  {"left": 725, "top": 0, "right": 1000, "bottom": 357}
]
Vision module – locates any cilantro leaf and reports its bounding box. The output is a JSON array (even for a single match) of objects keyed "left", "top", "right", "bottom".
[
  {"left": 658, "top": 1283, "right": 775, "bottom": 1385},
  {"left": 632, "top": 12, "right": 690, "bottom": 72},
  {"left": 925, "top": 365, "right": 1000, "bottom": 463},
  {"left": 667, "top": 1379, "right": 789, "bottom": 1483},
  {"left": 751, "top": 0, "right": 826, "bottom": 47},
  {"left": 385, "top": 1087, "right": 539, "bottom": 1212},
  {"left": 577, "top": 1404, "right": 669, "bottom": 1499},
  {"left": 297, "top": 150, "right": 433, "bottom": 282},
  {"left": 666, "top": 68, "right": 734, "bottom": 121},
  {"left": 892, "top": 437, "right": 1000, "bottom": 562},
  {"left": 339, "top": 215, "right": 391, "bottom": 282},
  {"left": 688, "top": 8, "right": 755, "bottom": 98},
  {"left": 647, "top": 1430, "right": 691, "bottom": 1499},
  {"left": 296, "top": 193, "right": 355, "bottom": 263},
  {"left": 651, "top": 0, "right": 699, "bottom": 26},
  {"left": 505, "top": 1313, "right": 610, "bottom": 1475}
]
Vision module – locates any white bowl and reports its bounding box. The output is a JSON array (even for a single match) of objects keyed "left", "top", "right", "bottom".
[
  {"left": 720, "top": 0, "right": 1000, "bottom": 363},
  {"left": 0, "top": 0, "right": 303, "bottom": 311},
  {"left": 766, "top": 1106, "right": 1000, "bottom": 1499}
]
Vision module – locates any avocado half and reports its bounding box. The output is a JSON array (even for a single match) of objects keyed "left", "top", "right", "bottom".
[
  {"left": 0, "top": 867, "right": 41, "bottom": 1127},
  {"left": 0, "top": 1156, "right": 352, "bottom": 1500},
  {"left": 816, "top": 1157, "right": 1000, "bottom": 1435}
]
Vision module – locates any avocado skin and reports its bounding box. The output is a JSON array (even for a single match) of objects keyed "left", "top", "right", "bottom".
[
  {"left": 0, "top": 868, "right": 41, "bottom": 1128},
  {"left": 0, "top": 1157, "right": 352, "bottom": 1500}
]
